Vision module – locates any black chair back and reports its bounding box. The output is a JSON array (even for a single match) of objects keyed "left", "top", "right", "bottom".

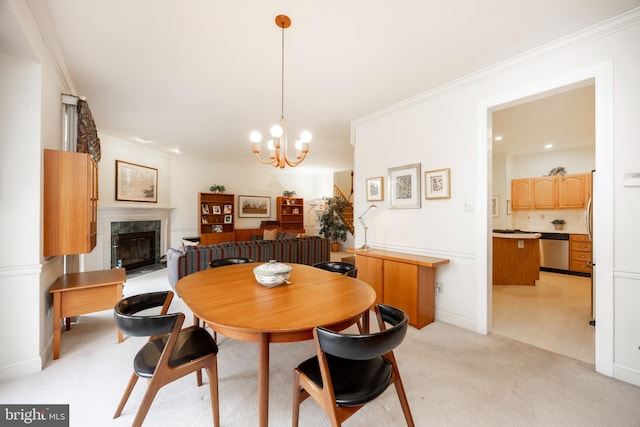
[
  {"left": 315, "top": 304, "right": 408, "bottom": 360},
  {"left": 313, "top": 261, "right": 358, "bottom": 278},
  {"left": 114, "top": 291, "right": 179, "bottom": 338},
  {"left": 209, "top": 257, "right": 254, "bottom": 268}
]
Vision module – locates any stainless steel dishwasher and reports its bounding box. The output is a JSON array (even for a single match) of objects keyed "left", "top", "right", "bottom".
[{"left": 539, "top": 232, "right": 570, "bottom": 271}]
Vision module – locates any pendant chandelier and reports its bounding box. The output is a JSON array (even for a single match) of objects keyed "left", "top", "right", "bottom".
[{"left": 250, "top": 15, "right": 311, "bottom": 168}]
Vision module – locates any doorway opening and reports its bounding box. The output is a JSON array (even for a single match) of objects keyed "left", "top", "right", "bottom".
[{"left": 489, "top": 81, "right": 595, "bottom": 364}]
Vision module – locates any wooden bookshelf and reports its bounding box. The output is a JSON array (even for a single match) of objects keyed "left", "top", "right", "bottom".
[
  {"left": 199, "top": 192, "right": 235, "bottom": 244},
  {"left": 277, "top": 196, "right": 304, "bottom": 232}
]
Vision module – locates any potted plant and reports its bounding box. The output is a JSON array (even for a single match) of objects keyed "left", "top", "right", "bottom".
[
  {"left": 209, "top": 184, "right": 226, "bottom": 193},
  {"left": 318, "top": 197, "right": 350, "bottom": 252},
  {"left": 551, "top": 219, "right": 566, "bottom": 230}
]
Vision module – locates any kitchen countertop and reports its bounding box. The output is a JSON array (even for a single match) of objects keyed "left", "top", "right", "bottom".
[{"left": 492, "top": 232, "right": 541, "bottom": 239}]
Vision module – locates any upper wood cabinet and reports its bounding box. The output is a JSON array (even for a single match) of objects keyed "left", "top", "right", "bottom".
[
  {"left": 511, "top": 173, "right": 591, "bottom": 210},
  {"left": 44, "top": 149, "right": 98, "bottom": 256},
  {"left": 558, "top": 173, "right": 591, "bottom": 209},
  {"left": 511, "top": 178, "right": 533, "bottom": 210},
  {"left": 533, "top": 176, "right": 557, "bottom": 209}
]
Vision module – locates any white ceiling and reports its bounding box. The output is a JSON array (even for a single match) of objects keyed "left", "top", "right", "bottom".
[{"left": 23, "top": 1, "right": 640, "bottom": 170}]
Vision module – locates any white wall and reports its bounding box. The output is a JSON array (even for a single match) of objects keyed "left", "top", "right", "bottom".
[{"left": 352, "top": 11, "right": 640, "bottom": 385}]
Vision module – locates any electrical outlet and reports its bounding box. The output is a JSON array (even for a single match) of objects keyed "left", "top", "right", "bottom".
[{"left": 435, "top": 282, "right": 443, "bottom": 295}]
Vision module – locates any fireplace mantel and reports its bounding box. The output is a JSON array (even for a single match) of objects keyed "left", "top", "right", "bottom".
[{"left": 84, "top": 206, "right": 174, "bottom": 271}]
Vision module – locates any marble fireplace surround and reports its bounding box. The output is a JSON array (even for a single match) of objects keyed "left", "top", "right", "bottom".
[{"left": 95, "top": 207, "right": 173, "bottom": 271}]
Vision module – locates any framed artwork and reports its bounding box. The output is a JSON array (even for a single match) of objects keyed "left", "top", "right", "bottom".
[
  {"left": 388, "top": 163, "right": 421, "bottom": 209},
  {"left": 492, "top": 195, "right": 500, "bottom": 217},
  {"left": 213, "top": 225, "right": 223, "bottom": 232},
  {"left": 212, "top": 205, "right": 221, "bottom": 214},
  {"left": 115, "top": 160, "right": 158, "bottom": 203},
  {"left": 366, "top": 176, "right": 384, "bottom": 201},
  {"left": 201, "top": 203, "right": 210, "bottom": 214},
  {"left": 223, "top": 204, "right": 232, "bottom": 214},
  {"left": 239, "top": 195, "right": 271, "bottom": 218},
  {"left": 224, "top": 215, "right": 233, "bottom": 224},
  {"left": 424, "top": 168, "right": 451, "bottom": 199}
]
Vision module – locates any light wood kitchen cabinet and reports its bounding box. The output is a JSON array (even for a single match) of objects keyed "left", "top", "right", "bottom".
[
  {"left": 511, "top": 173, "right": 591, "bottom": 210},
  {"left": 351, "top": 249, "right": 449, "bottom": 328},
  {"left": 558, "top": 173, "right": 591, "bottom": 209},
  {"left": 511, "top": 178, "right": 534, "bottom": 210},
  {"left": 570, "top": 234, "right": 592, "bottom": 274},
  {"left": 44, "top": 149, "right": 98, "bottom": 256},
  {"left": 533, "top": 176, "right": 557, "bottom": 209}
]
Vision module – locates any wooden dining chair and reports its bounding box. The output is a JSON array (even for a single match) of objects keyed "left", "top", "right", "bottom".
[
  {"left": 113, "top": 291, "right": 219, "bottom": 427},
  {"left": 292, "top": 303, "right": 415, "bottom": 426}
]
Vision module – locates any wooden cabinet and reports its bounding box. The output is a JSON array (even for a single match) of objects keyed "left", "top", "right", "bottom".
[
  {"left": 277, "top": 196, "right": 304, "bottom": 232},
  {"left": 351, "top": 249, "right": 449, "bottom": 329},
  {"left": 570, "top": 234, "right": 592, "bottom": 274},
  {"left": 44, "top": 149, "right": 98, "bottom": 256},
  {"left": 533, "top": 176, "right": 557, "bottom": 209},
  {"left": 558, "top": 173, "right": 591, "bottom": 209},
  {"left": 511, "top": 173, "right": 591, "bottom": 210},
  {"left": 199, "top": 192, "right": 235, "bottom": 244},
  {"left": 511, "top": 178, "right": 533, "bottom": 210}
]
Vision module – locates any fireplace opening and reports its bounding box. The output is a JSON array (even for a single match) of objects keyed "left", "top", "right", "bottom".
[{"left": 117, "top": 231, "right": 155, "bottom": 271}]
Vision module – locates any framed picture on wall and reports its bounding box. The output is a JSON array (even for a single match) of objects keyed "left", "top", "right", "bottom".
[
  {"left": 366, "top": 176, "right": 384, "bottom": 201},
  {"left": 238, "top": 195, "right": 271, "bottom": 218},
  {"left": 492, "top": 195, "right": 500, "bottom": 217},
  {"left": 115, "top": 160, "right": 158, "bottom": 203},
  {"left": 424, "top": 168, "right": 451, "bottom": 199},
  {"left": 388, "top": 163, "right": 421, "bottom": 209}
]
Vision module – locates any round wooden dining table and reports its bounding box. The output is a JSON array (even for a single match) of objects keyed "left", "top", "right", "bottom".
[{"left": 175, "top": 262, "right": 376, "bottom": 427}]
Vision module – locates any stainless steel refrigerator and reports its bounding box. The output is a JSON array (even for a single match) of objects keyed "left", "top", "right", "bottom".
[{"left": 587, "top": 169, "right": 595, "bottom": 326}]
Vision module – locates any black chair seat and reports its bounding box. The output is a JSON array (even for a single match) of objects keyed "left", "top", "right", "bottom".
[
  {"left": 134, "top": 328, "right": 218, "bottom": 378},
  {"left": 313, "top": 261, "right": 357, "bottom": 278},
  {"left": 297, "top": 354, "right": 393, "bottom": 406}
]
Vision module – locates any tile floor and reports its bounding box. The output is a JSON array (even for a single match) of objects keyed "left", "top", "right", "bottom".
[{"left": 492, "top": 271, "right": 595, "bottom": 364}]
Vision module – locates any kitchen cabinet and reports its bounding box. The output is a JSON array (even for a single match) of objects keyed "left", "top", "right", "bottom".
[
  {"left": 351, "top": 249, "right": 449, "bottom": 328},
  {"left": 511, "top": 178, "right": 533, "bottom": 210},
  {"left": 493, "top": 234, "right": 541, "bottom": 285},
  {"left": 44, "top": 149, "right": 98, "bottom": 256},
  {"left": 533, "top": 176, "right": 557, "bottom": 209},
  {"left": 570, "top": 234, "right": 592, "bottom": 274},
  {"left": 511, "top": 173, "right": 591, "bottom": 210},
  {"left": 558, "top": 173, "right": 591, "bottom": 209}
]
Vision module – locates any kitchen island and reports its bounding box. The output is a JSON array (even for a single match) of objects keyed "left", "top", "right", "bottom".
[{"left": 493, "top": 231, "right": 541, "bottom": 286}]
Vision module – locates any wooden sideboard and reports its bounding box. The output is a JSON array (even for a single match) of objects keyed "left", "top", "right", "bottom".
[{"left": 350, "top": 249, "right": 449, "bottom": 329}]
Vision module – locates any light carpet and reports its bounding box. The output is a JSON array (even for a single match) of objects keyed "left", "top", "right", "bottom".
[{"left": 1, "top": 268, "right": 639, "bottom": 426}]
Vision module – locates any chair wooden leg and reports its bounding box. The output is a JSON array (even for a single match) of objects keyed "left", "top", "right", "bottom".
[
  {"left": 205, "top": 361, "right": 220, "bottom": 427},
  {"left": 393, "top": 377, "right": 415, "bottom": 427},
  {"left": 131, "top": 378, "right": 162, "bottom": 427},
  {"left": 113, "top": 373, "right": 139, "bottom": 419},
  {"left": 197, "top": 369, "right": 203, "bottom": 386}
]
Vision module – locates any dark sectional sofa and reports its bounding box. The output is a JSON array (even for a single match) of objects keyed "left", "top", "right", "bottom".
[{"left": 166, "top": 235, "right": 331, "bottom": 290}]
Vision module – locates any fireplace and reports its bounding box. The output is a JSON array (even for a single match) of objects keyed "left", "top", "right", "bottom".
[
  {"left": 116, "top": 231, "right": 155, "bottom": 271},
  {"left": 111, "top": 220, "right": 161, "bottom": 271}
]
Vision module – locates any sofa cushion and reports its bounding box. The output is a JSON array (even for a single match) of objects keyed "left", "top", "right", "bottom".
[{"left": 263, "top": 228, "right": 278, "bottom": 240}]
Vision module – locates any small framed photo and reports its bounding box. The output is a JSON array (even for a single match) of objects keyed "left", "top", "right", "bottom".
[
  {"left": 366, "top": 176, "right": 384, "bottom": 201},
  {"left": 224, "top": 215, "right": 233, "bottom": 224},
  {"left": 213, "top": 225, "right": 223, "bottom": 233},
  {"left": 201, "top": 203, "right": 210, "bottom": 214},
  {"left": 425, "top": 168, "right": 451, "bottom": 200},
  {"left": 223, "top": 204, "right": 232, "bottom": 214},
  {"left": 388, "top": 163, "right": 421, "bottom": 209},
  {"left": 201, "top": 216, "right": 209, "bottom": 224},
  {"left": 212, "top": 205, "right": 221, "bottom": 214},
  {"left": 492, "top": 196, "right": 500, "bottom": 218}
]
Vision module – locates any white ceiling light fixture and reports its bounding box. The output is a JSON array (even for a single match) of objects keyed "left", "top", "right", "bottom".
[
  {"left": 494, "top": 135, "right": 503, "bottom": 141},
  {"left": 250, "top": 15, "right": 311, "bottom": 168},
  {"left": 544, "top": 143, "right": 553, "bottom": 149}
]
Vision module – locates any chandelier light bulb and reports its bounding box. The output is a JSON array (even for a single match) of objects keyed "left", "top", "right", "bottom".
[
  {"left": 267, "top": 139, "right": 275, "bottom": 151},
  {"left": 250, "top": 131, "right": 262, "bottom": 143},
  {"left": 270, "top": 125, "right": 283, "bottom": 138},
  {"left": 295, "top": 140, "right": 303, "bottom": 150},
  {"left": 300, "top": 130, "right": 312, "bottom": 142}
]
